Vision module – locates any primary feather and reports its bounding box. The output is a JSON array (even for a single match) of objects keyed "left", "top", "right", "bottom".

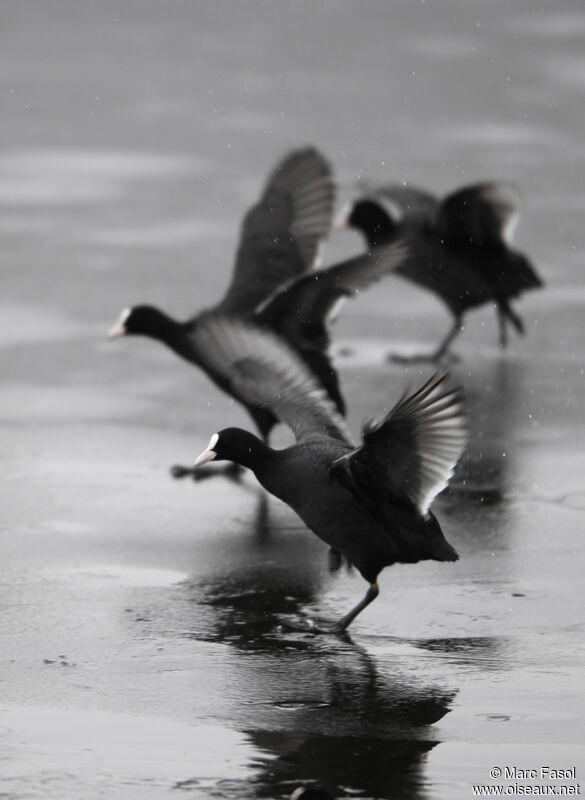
[
  {"left": 331, "top": 374, "right": 467, "bottom": 517},
  {"left": 191, "top": 314, "right": 353, "bottom": 444},
  {"left": 219, "top": 147, "right": 335, "bottom": 314},
  {"left": 257, "top": 241, "right": 409, "bottom": 349}
]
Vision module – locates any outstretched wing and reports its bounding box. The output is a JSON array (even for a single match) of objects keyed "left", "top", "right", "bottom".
[
  {"left": 265, "top": 147, "right": 335, "bottom": 269},
  {"left": 257, "top": 242, "right": 409, "bottom": 350},
  {"left": 193, "top": 314, "right": 353, "bottom": 445},
  {"left": 435, "top": 182, "right": 521, "bottom": 247},
  {"left": 331, "top": 374, "right": 466, "bottom": 516},
  {"left": 218, "top": 147, "right": 335, "bottom": 314}
]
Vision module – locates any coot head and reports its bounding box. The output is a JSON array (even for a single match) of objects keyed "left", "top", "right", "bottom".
[
  {"left": 345, "top": 198, "right": 396, "bottom": 247},
  {"left": 194, "top": 428, "right": 265, "bottom": 469},
  {"left": 108, "top": 305, "right": 172, "bottom": 339}
]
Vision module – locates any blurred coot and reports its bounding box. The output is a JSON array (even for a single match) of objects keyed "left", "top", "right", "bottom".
[
  {"left": 343, "top": 181, "right": 542, "bottom": 361},
  {"left": 109, "top": 148, "right": 407, "bottom": 451}
]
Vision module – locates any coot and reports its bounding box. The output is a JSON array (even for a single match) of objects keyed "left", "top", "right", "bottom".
[
  {"left": 192, "top": 317, "right": 466, "bottom": 633},
  {"left": 342, "top": 181, "right": 542, "bottom": 360},
  {"left": 109, "top": 148, "right": 407, "bottom": 443}
]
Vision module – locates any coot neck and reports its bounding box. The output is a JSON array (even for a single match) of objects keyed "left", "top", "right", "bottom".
[
  {"left": 229, "top": 433, "right": 278, "bottom": 475},
  {"left": 145, "top": 312, "right": 196, "bottom": 362},
  {"left": 360, "top": 221, "right": 394, "bottom": 250}
]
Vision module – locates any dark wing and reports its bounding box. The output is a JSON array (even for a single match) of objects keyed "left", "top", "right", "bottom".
[
  {"left": 265, "top": 147, "right": 336, "bottom": 268},
  {"left": 192, "top": 314, "right": 353, "bottom": 445},
  {"left": 256, "top": 242, "right": 409, "bottom": 350},
  {"left": 253, "top": 242, "right": 407, "bottom": 417},
  {"left": 331, "top": 374, "right": 466, "bottom": 517},
  {"left": 218, "top": 147, "right": 335, "bottom": 314},
  {"left": 433, "top": 183, "right": 543, "bottom": 299},
  {"left": 394, "top": 234, "right": 495, "bottom": 312},
  {"left": 435, "top": 182, "right": 521, "bottom": 247}
]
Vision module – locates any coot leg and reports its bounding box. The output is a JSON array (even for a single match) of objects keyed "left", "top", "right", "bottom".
[
  {"left": 252, "top": 492, "right": 271, "bottom": 543},
  {"left": 328, "top": 582, "right": 380, "bottom": 632},
  {"left": 389, "top": 317, "right": 463, "bottom": 364},
  {"left": 497, "top": 306, "right": 508, "bottom": 348},
  {"left": 428, "top": 317, "right": 464, "bottom": 362},
  {"left": 497, "top": 301, "right": 524, "bottom": 348},
  {"left": 327, "top": 548, "right": 353, "bottom": 574},
  {"left": 282, "top": 582, "right": 380, "bottom": 635},
  {"left": 328, "top": 548, "right": 343, "bottom": 572},
  {"left": 170, "top": 462, "right": 244, "bottom": 483}
]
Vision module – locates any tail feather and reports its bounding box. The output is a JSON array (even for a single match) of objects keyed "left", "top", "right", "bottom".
[{"left": 436, "top": 539, "right": 459, "bottom": 563}]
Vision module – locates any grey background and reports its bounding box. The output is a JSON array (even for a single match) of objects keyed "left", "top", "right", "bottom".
[{"left": 1, "top": 2, "right": 584, "bottom": 798}]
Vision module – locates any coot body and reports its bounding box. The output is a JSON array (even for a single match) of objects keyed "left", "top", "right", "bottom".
[{"left": 345, "top": 181, "right": 542, "bottom": 360}]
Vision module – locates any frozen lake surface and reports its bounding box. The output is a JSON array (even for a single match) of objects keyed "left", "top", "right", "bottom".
[{"left": 1, "top": 1, "right": 584, "bottom": 797}]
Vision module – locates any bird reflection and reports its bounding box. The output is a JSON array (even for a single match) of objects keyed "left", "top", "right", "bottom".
[
  {"left": 244, "top": 636, "right": 457, "bottom": 800},
  {"left": 240, "top": 634, "right": 511, "bottom": 798},
  {"left": 451, "top": 357, "right": 522, "bottom": 504},
  {"left": 170, "top": 497, "right": 459, "bottom": 799},
  {"left": 180, "top": 493, "right": 329, "bottom": 649},
  {"left": 436, "top": 357, "right": 523, "bottom": 549}
]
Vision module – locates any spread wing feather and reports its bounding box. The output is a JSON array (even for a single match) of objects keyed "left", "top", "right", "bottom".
[
  {"left": 193, "top": 314, "right": 353, "bottom": 445},
  {"left": 435, "top": 182, "right": 521, "bottom": 247},
  {"left": 256, "top": 242, "right": 409, "bottom": 348},
  {"left": 219, "top": 147, "right": 335, "bottom": 314},
  {"left": 332, "top": 374, "right": 466, "bottom": 516}
]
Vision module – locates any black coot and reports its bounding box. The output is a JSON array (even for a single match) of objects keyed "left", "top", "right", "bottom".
[
  {"left": 109, "top": 147, "right": 407, "bottom": 443},
  {"left": 342, "top": 181, "right": 543, "bottom": 361},
  {"left": 192, "top": 317, "right": 466, "bottom": 633}
]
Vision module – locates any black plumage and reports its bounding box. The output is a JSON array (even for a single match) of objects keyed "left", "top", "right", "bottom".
[
  {"left": 344, "top": 181, "right": 543, "bottom": 360},
  {"left": 193, "top": 317, "right": 466, "bottom": 633},
  {"left": 290, "top": 787, "right": 335, "bottom": 800},
  {"left": 109, "top": 148, "right": 407, "bottom": 442}
]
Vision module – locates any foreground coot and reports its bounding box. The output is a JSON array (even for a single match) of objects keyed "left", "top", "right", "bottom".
[
  {"left": 192, "top": 317, "right": 466, "bottom": 633},
  {"left": 342, "top": 181, "right": 542, "bottom": 361}
]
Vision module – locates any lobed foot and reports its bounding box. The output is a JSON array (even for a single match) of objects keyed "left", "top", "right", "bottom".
[
  {"left": 278, "top": 615, "right": 348, "bottom": 636},
  {"left": 170, "top": 462, "right": 244, "bottom": 483}
]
